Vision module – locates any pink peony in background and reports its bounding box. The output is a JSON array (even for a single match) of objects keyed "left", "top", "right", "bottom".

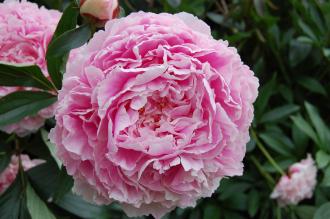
[
  {"left": 0, "top": 154, "right": 44, "bottom": 194},
  {"left": 271, "top": 154, "right": 317, "bottom": 206},
  {"left": 0, "top": 0, "right": 61, "bottom": 137},
  {"left": 50, "top": 12, "right": 259, "bottom": 218}
]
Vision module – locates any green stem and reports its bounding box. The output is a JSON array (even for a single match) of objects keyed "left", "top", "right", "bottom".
[
  {"left": 277, "top": 206, "right": 282, "bottom": 219},
  {"left": 251, "top": 129, "right": 285, "bottom": 176},
  {"left": 250, "top": 155, "right": 275, "bottom": 186},
  {"left": 15, "top": 138, "right": 26, "bottom": 190}
]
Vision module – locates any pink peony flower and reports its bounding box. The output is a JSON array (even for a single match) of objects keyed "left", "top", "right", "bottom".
[
  {"left": 0, "top": 0, "right": 61, "bottom": 137},
  {"left": 50, "top": 12, "right": 258, "bottom": 218},
  {"left": 0, "top": 154, "right": 44, "bottom": 194},
  {"left": 80, "top": 0, "right": 119, "bottom": 26},
  {"left": 271, "top": 154, "right": 317, "bottom": 206}
]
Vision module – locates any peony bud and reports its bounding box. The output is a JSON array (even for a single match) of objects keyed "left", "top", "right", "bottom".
[
  {"left": 271, "top": 154, "right": 317, "bottom": 206},
  {"left": 80, "top": 0, "right": 119, "bottom": 26}
]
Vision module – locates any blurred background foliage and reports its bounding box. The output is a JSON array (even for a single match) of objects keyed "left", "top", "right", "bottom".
[{"left": 0, "top": 0, "right": 330, "bottom": 218}]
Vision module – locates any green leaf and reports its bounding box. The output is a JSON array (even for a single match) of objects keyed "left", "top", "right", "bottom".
[
  {"left": 47, "top": 24, "right": 91, "bottom": 58},
  {"left": 316, "top": 150, "right": 330, "bottom": 169},
  {"left": 46, "top": 23, "right": 91, "bottom": 90},
  {"left": 0, "top": 62, "right": 55, "bottom": 90},
  {"left": 26, "top": 183, "right": 56, "bottom": 219},
  {"left": 207, "top": 12, "right": 224, "bottom": 24},
  {"left": 46, "top": 2, "right": 80, "bottom": 89},
  {"left": 223, "top": 210, "right": 244, "bottom": 219},
  {"left": 292, "top": 124, "right": 309, "bottom": 153},
  {"left": 203, "top": 204, "right": 221, "bottom": 219},
  {"left": 0, "top": 91, "right": 56, "bottom": 126},
  {"left": 314, "top": 202, "right": 330, "bottom": 219},
  {"left": 225, "top": 193, "right": 248, "bottom": 211},
  {"left": 0, "top": 151, "right": 11, "bottom": 173},
  {"left": 259, "top": 132, "right": 294, "bottom": 156},
  {"left": 27, "top": 162, "right": 59, "bottom": 200},
  {"left": 56, "top": 192, "right": 103, "bottom": 218},
  {"left": 295, "top": 205, "right": 316, "bottom": 219},
  {"left": 260, "top": 104, "right": 300, "bottom": 123},
  {"left": 305, "top": 102, "right": 330, "bottom": 151},
  {"left": 30, "top": 0, "right": 61, "bottom": 10},
  {"left": 298, "top": 77, "right": 327, "bottom": 96},
  {"left": 219, "top": 180, "right": 251, "bottom": 200},
  {"left": 255, "top": 75, "right": 277, "bottom": 119},
  {"left": 321, "top": 166, "right": 330, "bottom": 187},
  {"left": 246, "top": 138, "right": 256, "bottom": 152},
  {"left": 315, "top": 187, "right": 328, "bottom": 206},
  {"left": 0, "top": 140, "right": 12, "bottom": 173},
  {"left": 0, "top": 173, "right": 31, "bottom": 219},
  {"left": 289, "top": 40, "right": 312, "bottom": 67},
  {"left": 41, "top": 129, "right": 61, "bottom": 168},
  {"left": 27, "top": 162, "right": 102, "bottom": 218},
  {"left": 52, "top": 166, "right": 74, "bottom": 202},
  {"left": 291, "top": 115, "right": 319, "bottom": 145},
  {"left": 167, "top": 0, "right": 181, "bottom": 8},
  {"left": 263, "top": 159, "right": 294, "bottom": 173},
  {"left": 52, "top": 2, "right": 79, "bottom": 39},
  {"left": 253, "top": 0, "right": 265, "bottom": 16},
  {"left": 323, "top": 48, "right": 330, "bottom": 59},
  {"left": 248, "top": 190, "right": 259, "bottom": 217},
  {"left": 298, "top": 20, "right": 317, "bottom": 41}
]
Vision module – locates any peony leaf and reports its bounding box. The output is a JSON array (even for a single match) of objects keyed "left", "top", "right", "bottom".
[
  {"left": 316, "top": 150, "right": 330, "bottom": 169},
  {"left": 47, "top": 24, "right": 91, "bottom": 58},
  {"left": 259, "top": 132, "right": 294, "bottom": 156},
  {"left": 203, "top": 204, "right": 220, "bottom": 219},
  {"left": 298, "top": 77, "right": 327, "bottom": 96},
  {"left": 55, "top": 192, "right": 103, "bottom": 218},
  {"left": 52, "top": 166, "right": 73, "bottom": 202},
  {"left": 0, "top": 140, "right": 11, "bottom": 173},
  {"left": 207, "top": 12, "right": 224, "bottom": 24},
  {"left": 30, "top": 0, "right": 61, "bottom": 10},
  {"left": 167, "top": 0, "right": 181, "bottom": 8},
  {"left": 26, "top": 183, "right": 56, "bottom": 219},
  {"left": 0, "top": 151, "right": 11, "bottom": 173},
  {"left": 27, "top": 163, "right": 59, "bottom": 199},
  {"left": 27, "top": 162, "right": 102, "bottom": 218},
  {"left": 46, "top": 2, "right": 79, "bottom": 89},
  {"left": 291, "top": 114, "right": 320, "bottom": 145},
  {"left": 295, "top": 205, "right": 316, "bottom": 219},
  {"left": 253, "top": 0, "right": 265, "bottom": 16},
  {"left": 321, "top": 166, "right": 330, "bottom": 187},
  {"left": 0, "top": 91, "right": 56, "bottom": 126},
  {"left": 46, "top": 24, "right": 91, "bottom": 90},
  {"left": 0, "top": 173, "right": 30, "bottom": 219},
  {"left": 305, "top": 102, "right": 330, "bottom": 152},
  {"left": 289, "top": 40, "right": 312, "bottom": 67},
  {"left": 254, "top": 74, "right": 277, "bottom": 120},
  {"left": 260, "top": 104, "right": 300, "bottom": 123},
  {"left": 0, "top": 62, "right": 56, "bottom": 90},
  {"left": 41, "top": 129, "right": 62, "bottom": 168},
  {"left": 248, "top": 190, "right": 260, "bottom": 217},
  {"left": 314, "top": 202, "right": 330, "bottom": 219}
]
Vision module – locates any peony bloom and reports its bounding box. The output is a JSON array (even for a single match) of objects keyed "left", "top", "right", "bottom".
[
  {"left": 80, "top": 0, "right": 119, "bottom": 26},
  {"left": 271, "top": 154, "right": 317, "bottom": 206},
  {"left": 0, "top": 154, "right": 44, "bottom": 194},
  {"left": 50, "top": 12, "right": 258, "bottom": 218},
  {"left": 0, "top": 0, "right": 61, "bottom": 137}
]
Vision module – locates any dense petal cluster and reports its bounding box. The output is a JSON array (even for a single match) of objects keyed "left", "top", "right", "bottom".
[
  {"left": 271, "top": 154, "right": 317, "bottom": 206},
  {"left": 0, "top": 0, "right": 61, "bottom": 136},
  {"left": 0, "top": 154, "right": 44, "bottom": 194},
  {"left": 50, "top": 12, "right": 258, "bottom": 218}
]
